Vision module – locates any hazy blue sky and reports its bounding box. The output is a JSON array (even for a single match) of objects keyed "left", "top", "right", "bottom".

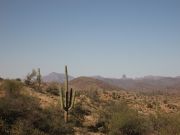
[{"left": 0, "top": 0, "right": 180, "bottom": 78}]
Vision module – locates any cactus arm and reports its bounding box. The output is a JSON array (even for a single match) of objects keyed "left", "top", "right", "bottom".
[
  {"left": 65, "top": 65, "right": 68, "bottom": 93},
  {"left": 60, "top": 88, "right": 65, "bottom": 110},
  {"left": 65, "top": 91, "right": 69, "bottom": 111},
  {"left": 69, "top": 88, "right": 73, "bottom": 108},
  {"left": 69, "top": 89, "right": 76, "bottom": 110}
]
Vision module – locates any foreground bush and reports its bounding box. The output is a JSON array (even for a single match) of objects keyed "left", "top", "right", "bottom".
[
  {"left": 150, "top": 112, "right": 180, "bottom": 135},
  {"left": 109, "top": 109, "right": 149, "bottom": 135},
  {"left": 46, "top": 83, "right": 60, "bottom": 96},
  {"left": 98, "top": 100, "right": 180, "bottom": 135},
  {"left": 0, "top": 80, "right": 76, "bottom": 135},
  {"left": 98, "top": 101, "right": 150, "bottom": 135},
  {"left": 1, "top": 79, "right": 23, "bottom": 97}
]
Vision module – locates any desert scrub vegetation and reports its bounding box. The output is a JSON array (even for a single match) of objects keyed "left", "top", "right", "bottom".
[
  {"left": 24, "top": 68, "right": 42, "bottom": 92},
  {"left": 0, "top": 77, "right": 4, "bottom": 81},
  {"left": 95, "top": 98, "right": 180, "bottom": 135},
  {"left": 150, "top": 112, "right": 180, "bottom": 135},
  {"left": 1, "top": 79, "right": 24, "bottom": 97},
  {"left": 0, "top": 78, "right": 180, "bottom": 135},
  {"left": 97, "top": 101, "right": 150, "bottom": 135},
  {"left": 46, "top": 83, "right": 60, "bottom": 96},
  {"left": 0, "top": 79, "right": 79, "bottom": 135}
]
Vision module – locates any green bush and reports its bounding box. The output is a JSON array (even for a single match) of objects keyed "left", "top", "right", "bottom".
[
  {"left": 0, "top": 98, "right": 75, "bottom": 135},
  {"left": 98, "top": 101, "right": 150, "bottom": 135},
  {"left": 0, "top": 118, "right": 7, "bottom": 135},
  {"left": 1, "top": 79, "right": 23, "bottom": 97},
  {"left": 85, "top": 89, "right": 100, "bottom": 102},
  {"left": 0, "top": 77, "right": 3, "bottom": 81},
  {"left": 10, "top": 119, "right": 48, "bottom": 135},
  {"left": 31, "top": 107, "right": 75, "bottom": 135},
  {"left": 147, "top": 103, "right": 153, "bottom": 108},
  {"left": 46, "top": 83, "right": 59, "bottom": 96},
  {"left": 0, "top": 94, "right": 39, "bottom": 125},
  {"left": 70, "top": 102, "right": 91, "bottom": 126},
  {"left": 110, "top": 111, "right": 149, "bottom": 135},
  {"left": 0, "top": 80, "right": 76, "bottom": 135},
  {"left": 150, "top": 112, "right": 180, "bottom": 135}
]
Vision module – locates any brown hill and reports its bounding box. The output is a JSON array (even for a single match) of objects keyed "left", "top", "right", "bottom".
[
  {"left": 93, "top": 76, "right": 180, "bottom": 93},
  {"left": 69, "top": 77, "right": 122, "bottom": 91}
]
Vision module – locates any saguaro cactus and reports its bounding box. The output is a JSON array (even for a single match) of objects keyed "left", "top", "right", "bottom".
[
  {"left": 37, "top": 68, "right": 41, "bottom": 90},
  {"left": 60, "top": 66, "right": 75, "bottom": 123}
]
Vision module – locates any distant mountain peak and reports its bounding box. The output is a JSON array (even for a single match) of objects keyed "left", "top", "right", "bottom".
[
  {"left": 42, "top": 72, "right": 74, "bottom": 83},
  {"left": 70, "top": 76, "right": 123, "bottom": 91}
]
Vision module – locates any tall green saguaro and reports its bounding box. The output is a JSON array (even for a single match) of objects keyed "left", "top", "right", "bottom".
[
  {"left": 60, "top": 66, "right": 75, "bottom": 123},
  {"left": 37, "top": 68, "right": 41, "bottom": 90}
]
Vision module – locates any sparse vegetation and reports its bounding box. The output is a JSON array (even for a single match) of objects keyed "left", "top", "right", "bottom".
[
  {"left": 46, "top": 83, "right": 59, "bottom": 96},
  {"left": 0, "top": 77, "right": 3, "bottom": 81},
  {"left": 0, "top": 74, "right": 180, "bottom": 135},
  {"left": 150, "top": 112, "right": 180, "bottom": 135},
  {"left": 24, "top": 69, "right": 37, "bottom": 86},
  {"left": 98, "top": 101, "right": 150, "bottom": 135},
  {"left": 1, "top": 79, "right": 23, "bottom": 97},
  {"left": 0, "top": 79, "right": 77, "bottom": 135}
]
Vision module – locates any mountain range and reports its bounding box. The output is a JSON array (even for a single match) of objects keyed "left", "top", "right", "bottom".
[
  {"left": 92, "top": 76, "right": 180, "bottom": 92},
  {"left": 43, "top": 72, "right": 180, "bottom": 92},
  {"left": 42, "top": 72, "right": 74, "bottom": 83}
]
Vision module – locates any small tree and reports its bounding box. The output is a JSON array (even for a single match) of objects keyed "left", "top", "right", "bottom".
[
  {"left": 24, "top": 69, "right": 37, "bottom": 86},
  {"left": 0, "top": 77, "right": 3, "bottom": 81},
  {"left": 2, "top": 80, "right": 23, "bottom": 97}
]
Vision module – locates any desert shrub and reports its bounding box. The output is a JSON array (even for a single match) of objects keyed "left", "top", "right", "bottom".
[
  {"left": 150, "top": 112, "right": 180, "bottom": 135},
  {"left": 109, "top": 110, "right": 149, "bottom": 135},
  {"left": 34, "top": 106, "right": 75, "bottom": 135},
  {"left": 147, "top": 103, "right": 153, "bottom": 108},
  {"left": 0, "top": 90, "right": 76, "bottom": 135},
  {"left": 15, "top": 78, "right": 22, "bottom": 82},
  {"left": 70, "top": 102, "right": 91, "bottom": 126},
  {"left": 85, "top": 89, "right": 100, "bottom": 102},
  {"left": 167, "top": 104, "right": 177, "bottom": 110},
  {"left": 10, "top": 119, "right": 49, "bottom": 135},
  {"left": 24, "top": 69, "right": 37, "bottom": 86},
  {"left": 98, "top": 101, "right": 150, "bottom": 135},
  {"left": 75, "top": 91, "right": 81, "bottom": 97},
  {"left": 112, "top": 92, "right": 116, "bottom": 99},
  {"left": 1, "top": 79, "right": 23, "bottom": 97},
  {"left": 0, "top": 119, "right": 7, "bottom": 135},
  {"left": 0, "top": 77, "right": 3, "bottom": 81},
  {"left": 46, "top": 83, "right": 59, "bottom": 96},
  {"left": 0, "top": 95, "right": 39, "bottom": 125},
  {"left": 0, "top": 92, "right": 41, "bottom": 135},
  {"left": 0, "top": 79, "right": 79, "bottom": 135},
  {"left": 163, "top": 99, "right": 168, "bottom": 104}
]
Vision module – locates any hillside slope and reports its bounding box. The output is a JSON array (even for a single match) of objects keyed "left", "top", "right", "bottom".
[
  {"left": 70, "top": 77, "right": 123, "bottom": 91},
  {"left": 93, "top": 76, "right": 180, "bottom": 92},
  {"left": 43, "top": 72, "right": 74, "bottom": 83}
]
